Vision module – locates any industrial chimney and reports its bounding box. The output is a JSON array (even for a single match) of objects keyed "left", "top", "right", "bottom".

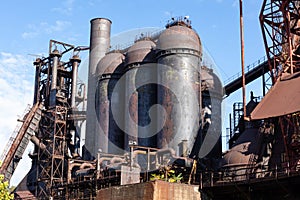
[{"left": 85, "top": 18, "right": 111, "bottom": 159}]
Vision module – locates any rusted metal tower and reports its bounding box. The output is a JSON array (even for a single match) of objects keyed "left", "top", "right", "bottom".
[
  {"left": 260, "top": 0, "right": 300, "bottom": 168},
  {"left": 260, "top": 0, "right": 300, "bottom": 83},
  {"left": 33, "top": 40, "right": 83, "bottom": 199}
]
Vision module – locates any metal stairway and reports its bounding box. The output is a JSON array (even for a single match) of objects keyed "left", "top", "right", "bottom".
[{"left": 0, "top": 103, "right": 42, "bottom": 182}]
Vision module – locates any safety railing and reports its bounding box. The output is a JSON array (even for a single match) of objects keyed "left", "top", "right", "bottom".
[
  {"left": 223, "top": 56, "right": 268, "bottom": 85},
  {"left": 0, "top": 104, "right": 31, "bottom": 162},
  {"left": 200, "top": 160, "right": 300, "bottom": 188}
]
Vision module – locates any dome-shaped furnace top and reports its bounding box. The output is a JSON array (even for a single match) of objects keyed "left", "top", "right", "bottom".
[
  {"left": 156, "top": 25, "right": 202, "bottom": 55},
  {"left": 96, "top": 52, "right": 125, "bottom": 76},
  {"left": 222, "top": 128, "right": 259, "bottom": 166},
  {"left": 201, "top": 66, "right": 223, "bottom": 95},
  {"left": 125, "top": 39, "right": 156, "bottom": 66}
]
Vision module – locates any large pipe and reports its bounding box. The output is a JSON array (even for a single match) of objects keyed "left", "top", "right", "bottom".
[
  {"left": 30, "top": 135, "right": 51, "bottom": 156},
  {"left": 50, "top": 49, "right": 60, "bottom": 90},
  {"left": 85, "top": 18, "right": 111, "bottom": 159},
  {"left": 33, "top": 58, "right": 41, "bottom": 104},
  {"left": 239, "top": 0, "right": 247, "bottom": 119},
  {"left": 156, "top": 148, "right": 193, "bottom": 167},
  {"left": 70, "top": 55, "right": 81, "bottom": 108},
  {"left": 49, "top": 49, "right": 61, "bottom": 107}
]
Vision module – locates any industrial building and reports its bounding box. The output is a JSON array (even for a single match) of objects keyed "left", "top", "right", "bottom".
[{"left": 1, "top": 0, "right": 300, "bottom": 199}]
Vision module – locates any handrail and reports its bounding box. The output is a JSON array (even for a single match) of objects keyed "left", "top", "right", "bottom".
[
  {"left": 224, "top": 56, "right": 267, "bottom": 85},
  {"left": 0, "top": 104, "right": 31, "bottom": 162},
  {"left": 0, "top": 103, "right": 40, "bottom": 181},
  {"left": 200, "top": 160, "right": 300, "bottom": 187}
]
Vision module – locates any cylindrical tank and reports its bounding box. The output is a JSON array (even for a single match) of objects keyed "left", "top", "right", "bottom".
[
  {"left": 70, "top": 55, "right": 81, "bottom": 108},
  {"left": 200, "top": 66, "right": 223, "bottom": 159},
  {"left": 156, "top": 22, "right": 202, "bottom": 156},
  {"left": 124, "top": 39, "right": 157, "bottom": 150},
  {"left": 95, "top": 52, "right": 125, "bottom": 155},
  {"left": 85, "top": 18, "right": 111, "bottom": 159},
  {"left": 49, "top": 49, "right": 61, "bottom": 107}
]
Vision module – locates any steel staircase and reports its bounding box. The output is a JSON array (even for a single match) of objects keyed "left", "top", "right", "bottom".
[{"left": 0, "top": 103, "right": 42, "bottom": 182}]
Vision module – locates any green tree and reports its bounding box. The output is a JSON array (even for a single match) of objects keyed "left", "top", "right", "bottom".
[
  {"left": 0, "top": 162, "right": 14, "bottom": 199},
  {"left": 150, "top": 168, "right": 183, "bottom": 183}
]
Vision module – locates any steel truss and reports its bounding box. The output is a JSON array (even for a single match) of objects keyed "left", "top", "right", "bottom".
[
  {"left": 33, "top": 40, "right": 79, "bottom": 199},
  {"left": 260, "top": 0, "right": 300, "bottom": 171},
  {"left": 260, "top": 0, "right": 300, "bottom": 83},
  {"left": 37, "top": 106, "right": 68, "bottom": 198}
]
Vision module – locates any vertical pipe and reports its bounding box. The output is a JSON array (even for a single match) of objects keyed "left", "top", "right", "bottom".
[
  {"left": 239, "top": 0, "right": 246, "bottom": 118},
  {"left": 262, "top": 71, "right": 266, "bottom": 96},
  {"left": 182, "top": 140, "right": 188, "bottom": 157},
  {"left": 85, "top": 18, "right": 111, "bottom": 159},
  {"left": 33, "top": 58, "right": 41, "bottom": 104},
  {"left": 50, "top": 50, "right": 60, "bottom": 90},
  {"left": 49, "top": 50, "right": 61, "bottom": 107},
  {"left": 70, "top": 55, "right": 81, "bottom": 108},
  {"left": 83, "top": 84, "right": 87, "bottom": 111},
  {"left": 229, "top": 113, "right": 232, "bottom": 138},
  {"left": 287, "top": 11, "right": 293, "bottom": 74}
]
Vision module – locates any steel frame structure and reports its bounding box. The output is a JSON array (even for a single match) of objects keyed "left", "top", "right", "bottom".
[
  {"left": 260, "top": 0, "right": 300, "bottom": 170},
  {"left": 260, "top": 0, "right": 300, "bottom": 83},
  {"left": 33, "top": 40, "right": 79, "bottom": 199}
]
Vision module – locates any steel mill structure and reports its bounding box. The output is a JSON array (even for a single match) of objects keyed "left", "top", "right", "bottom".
[{"left": 1, "top": 1, "right": 300, "bottom": 199}]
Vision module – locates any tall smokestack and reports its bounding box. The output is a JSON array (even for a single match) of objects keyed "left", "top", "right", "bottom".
[{"left": 85, "top": 18, "right": 111, "bottom": 159}]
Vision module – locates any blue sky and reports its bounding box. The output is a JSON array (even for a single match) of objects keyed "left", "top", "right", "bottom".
[{"left": 0, "top": 0, "right": 266, "bottom": 186}]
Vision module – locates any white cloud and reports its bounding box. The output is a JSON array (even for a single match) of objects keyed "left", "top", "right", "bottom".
[
  {"left": 46, "top": 20, "right": 71, "bottom": 34},
  {"left": 51, "top": 0, "right": 75, "bottom": 15},
  {"left": 0, "top": 52, "right": 35, "bottom": 186},
  {"left": 22, "top": 20, "right": 71, "bottom": 39},
  {"left": 21, "top": 32, "right": 38, "bottom": 39},
  {"left": 164, "top": 11, "right": 172, "bottom": 17},
  {"left": 211, "top": 24, "right": 218, "bottom": 29}
]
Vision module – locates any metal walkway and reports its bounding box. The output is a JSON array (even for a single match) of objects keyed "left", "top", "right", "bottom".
[
  {"left": 223, "top": 56, "right": 270, "bottom": 96},
  {"left": 0, "top": 103, "right": 42, "bottom": 182}
]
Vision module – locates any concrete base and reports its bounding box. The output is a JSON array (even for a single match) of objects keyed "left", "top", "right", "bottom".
[{"left": 96, "top": 180, "right": 200, "bottom": 200}]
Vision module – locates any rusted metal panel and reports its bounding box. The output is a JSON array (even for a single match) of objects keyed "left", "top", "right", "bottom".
[
  {"left": 120, "top": 166, "right": 141, "bottom": 185},
  {"left": 251, "top": 72, "right": 300, "bottom": 120},
  {"left": 14, "top": 191, "right": 37, "bottom": 200}
]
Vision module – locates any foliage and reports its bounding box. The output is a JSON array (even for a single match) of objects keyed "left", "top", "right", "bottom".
[
  {"left": 150, "top": 168, "right": 183, "bottom": 183},
  {"left": 0, "top": 162, "right": 14, "bottom": 200}
]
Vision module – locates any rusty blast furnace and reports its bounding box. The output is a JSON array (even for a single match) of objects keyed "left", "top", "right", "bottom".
[
  {"left": 85, "top": 18, "right": 222, "bottom": 162},
  {"left": 3, "top": 1, "right": 300, "bottom": 199},
  {"left": 3, "top": 17, "right": 223, "bottom": 199}
]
